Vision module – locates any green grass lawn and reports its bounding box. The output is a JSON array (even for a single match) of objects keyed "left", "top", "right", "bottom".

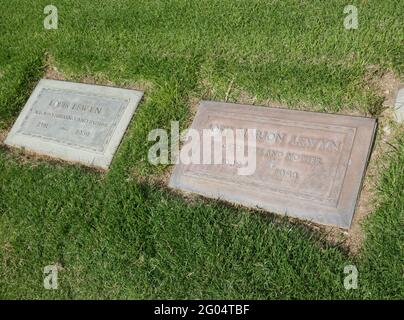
[{"left": 0, "top": 0, "right": 403, "bottom": 299}]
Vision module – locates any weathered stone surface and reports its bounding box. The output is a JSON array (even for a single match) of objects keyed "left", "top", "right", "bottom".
[
  {"left": 394, "top": 86, "right": 404, "bottom": 123},
  {"left": 169, "top": 101, "right": 377, "bottom": 228},
  {"left": 5, "top": 79, "right": 143, "bottom": 168}
]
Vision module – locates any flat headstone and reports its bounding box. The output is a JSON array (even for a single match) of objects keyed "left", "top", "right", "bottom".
[
  {"left": 169, "top": 101, "right": 377, "bottom": 228},
  {"left": 5, "top": 79, "right": 143, "bottom": 169},
  {"left": 394, "top": 86, "right": 404, "bottom": 123}
]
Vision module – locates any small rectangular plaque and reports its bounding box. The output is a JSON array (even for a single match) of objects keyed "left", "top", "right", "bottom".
[
  {"left": 394, "top": 86, "right": 404, "bottom": 123},
  {"left": 169, "top": 101, "right": 376, "bottom": 228},
  {"left": 5, "top": 79, "right": 143, "bottom": 169}
]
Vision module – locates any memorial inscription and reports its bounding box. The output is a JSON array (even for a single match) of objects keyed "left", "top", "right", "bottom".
[
  {"left": 5, "top": 79, "right": 143, "bottom": 168},
  {"left": 170, "top": 101, "right": 377, "bottom": 228}
]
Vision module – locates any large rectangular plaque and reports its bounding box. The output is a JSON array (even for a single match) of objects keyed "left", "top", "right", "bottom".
[
  {"left": 5, "top": 79, "right": 143, "bottom": 169},
  {"left": 169, "top": 101, "right": 377, "bottom": 228}
]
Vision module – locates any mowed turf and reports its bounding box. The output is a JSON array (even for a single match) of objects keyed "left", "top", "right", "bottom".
[{"left": 0, "top": 0, "right": 403, "bottom": 299}]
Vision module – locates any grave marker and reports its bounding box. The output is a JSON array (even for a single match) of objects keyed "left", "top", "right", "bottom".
[
  {"left": 170, "top": 101, "right": 377, "bottom": 228},
  {"left": 5, "top": 79, "right": 143, "bottom": 169}
]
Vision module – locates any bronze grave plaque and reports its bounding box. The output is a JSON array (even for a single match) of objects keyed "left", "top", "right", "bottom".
[{"left": 169, "top": 101, "right": 376, "bottom": 228}]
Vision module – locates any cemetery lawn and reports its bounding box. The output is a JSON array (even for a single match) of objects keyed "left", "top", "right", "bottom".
[{"left": 0, "top": 0, "right": 403, "bottom": 299}]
